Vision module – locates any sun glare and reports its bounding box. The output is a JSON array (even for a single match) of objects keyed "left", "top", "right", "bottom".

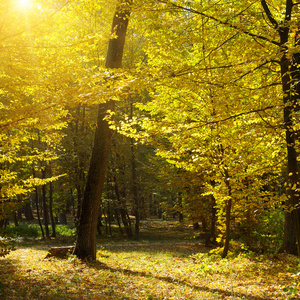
[{"left": 18, "top": 0, "right": 30, "bottom": 8}]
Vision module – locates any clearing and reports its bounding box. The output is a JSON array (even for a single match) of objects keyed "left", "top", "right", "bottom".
[{"left": 0, "top": 220, "right": 299, "bottom": 299}]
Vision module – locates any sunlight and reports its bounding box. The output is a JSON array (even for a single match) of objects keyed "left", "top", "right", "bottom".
[{"left": 18, "top": 0, "right": 30, "bottom": 8}]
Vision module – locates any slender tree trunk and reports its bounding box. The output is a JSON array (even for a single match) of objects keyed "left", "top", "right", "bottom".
[
  {"left": 114, "top": 174, "right": 133, "bottom": 238},
  {"left": 49, "top": 181, "right": 56, "bottom": 238},
  {"left": 107, "top": 200, "right": 112, "bottom": 236},
  {"left": 222, "top": 169, "right": 232, "bottom": 259},
  {"left": 12, "top": 212, "right": 18, "bottom": 227},
  {"left": 24, "top": 202, "right": 34, "bottom": 221},
  {"left": 41, "top": 169, "right": 50, "bottom": 239},
  {"left": 130, "top": 102, "right": 140, "bottom": 240},
  {"left": 177, "top": 192, "right": 184, "bottom": 222},
  {"left": 131, "top": 140, "right": 139, "bottom": 239},
  {"left": 210, "top": 194, "right": 217, "bottom": 243},
  {"left": 74, "top": 0, "right": 132, "bottom": 260},
  {"left": 115, "top": 208, "right": 124, "bottom": 235},
  {"left": 35, "top": 186, "right": 45, "bottom": 239}
]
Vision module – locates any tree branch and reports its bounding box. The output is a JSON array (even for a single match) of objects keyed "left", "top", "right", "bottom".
[
  {"left": 157, "top": 0, "right": 280, "bottom": 47},
  {"left": 261, "top": 0, "right": 279, "bottom": 29},
  {"left": 285, "top": 0, "right": 294, "bottom": 22},
  {"left": 194, "top": 105, "right": 281, "bottom": 126}
]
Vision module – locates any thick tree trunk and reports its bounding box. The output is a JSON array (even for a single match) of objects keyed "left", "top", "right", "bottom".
[
  {"left": 74, "top": 0, "right": 132, "bottom": 260},
  {"left": 281, "top": 210, "right": 298, "bottom": 255},
  {"left": 277, "top": 4, "right": 300, "bottom": 256},
  {"left": 261, "top": 0, "right": 300, "bottom": 256}
]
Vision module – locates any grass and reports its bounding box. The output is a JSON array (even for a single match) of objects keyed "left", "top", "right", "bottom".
[
  {"left": 0, "top": 221, "right": 76, "bottom": 239},
  {"left": 0, "top": 219, "right": 299, "bottom": 299}
]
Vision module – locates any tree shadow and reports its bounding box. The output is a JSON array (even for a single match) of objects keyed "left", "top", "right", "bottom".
[
  {"left": 98, "top": 239, "right": 209, "bottom": 257},
  {"left": 88, "top": 260, "right": 266, "bottom": 300}
]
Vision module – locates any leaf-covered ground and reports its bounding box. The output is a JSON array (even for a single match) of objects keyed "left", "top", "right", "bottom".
[{"left": 0, "top": 220, "right": 299, "bottom": 299}]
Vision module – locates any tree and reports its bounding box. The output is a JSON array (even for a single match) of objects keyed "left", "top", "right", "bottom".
[
  {"left": 74, "top": 0, "right": 132, "bottom": 260},
  {"left": 124, "top": 0, "right": 293, "bottom": 256}
]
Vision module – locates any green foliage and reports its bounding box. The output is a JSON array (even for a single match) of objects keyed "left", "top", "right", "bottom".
[
  {"left": 0, "top": 224, "right": 40, "bottom": 238},
  {"left": 55, "top": 225, "right": 76, "bottom": 237},
  {"left": 0, "top": 0, "right": 298, "bottom": 259},
  {"left": 0, "top": 223, "right": 75, "bottom": 238},
  {"left": 254, "top": 209, "right": 284, "bottom": 252}
]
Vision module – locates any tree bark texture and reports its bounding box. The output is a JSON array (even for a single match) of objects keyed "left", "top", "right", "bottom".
[
  {"left": 261, "top": 0, "right": 300, "bottom": 256},
  {"left": 277, "top": 1, "right": 300, "bottom": 256},
  {"left": 222, "top": 169, "right": 232, "bottom": 259},
  {"left": 74, "top": 0, "right": 132, "bottom": 260}
]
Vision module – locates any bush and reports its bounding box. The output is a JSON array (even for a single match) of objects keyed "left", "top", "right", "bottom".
[
  {"left": 55, "top": 224, "right": 76, "bottom": 237},
  {"left": 0, "top": 222, "right": 76, "bottom": 238},
  {"left": 254, "top": 209, "right": 284, "bottom": 252},
  {"left": 0, "top": 223, "right": 41, "bottom": 238}
]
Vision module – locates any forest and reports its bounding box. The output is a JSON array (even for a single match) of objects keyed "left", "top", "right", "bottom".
[{"left": 1, "top": 0, "right": 300, "bottom": 299}]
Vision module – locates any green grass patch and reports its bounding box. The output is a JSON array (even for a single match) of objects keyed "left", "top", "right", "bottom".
[{"left": 0, "top": 222, "right": 76, "bottom": 239}]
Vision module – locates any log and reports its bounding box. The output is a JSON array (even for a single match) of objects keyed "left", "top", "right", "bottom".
[{"left": 45, "top": 246, "right": 75, "bottom": 259}]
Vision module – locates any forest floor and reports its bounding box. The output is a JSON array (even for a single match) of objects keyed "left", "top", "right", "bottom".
[{"left": 0, "top": 219, "right": 299, "bottom": 299}]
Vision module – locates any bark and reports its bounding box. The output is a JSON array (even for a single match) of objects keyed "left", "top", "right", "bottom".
[
  {"left": 210, "top": 194, "right": 217, "bottom": 243},
  {"left": 130, "top": 102, "right": 140, "bottom": 240},
  {"left": 41, "top": 169, "right": 50, "bottom": 239},
  {"left": 115, "top": 208, "right": 124, "bottom": 235},
  {"left": 275, "top": 1, "right": 300, "bottom": 256},
  {"left": 74, "top": 0, "right": 132, "bottom": 260},
  {"left": 59, "top": 213, "right": 68, "bottom": 225},
  {"left": 74, "top": 105, "right": 86, "bottom": 228},
  {"left": 114, "top": 174, "right": 133, "bottom": 238},
  {"left": 24, "top": 202, "right": 34, "bottom": 221},
  {"left": 222, "top": 169, "right": 232, "bottom": 259},
  {"left": 35, "top": 186, "right": 45, "bottom": 239},
  {"left": 49, "top": 176, "right": 56, "bottom": 238},
  {"left": 259, "top": 0, "right": 300, "bottom": 256},
  {"left": 11, "top": 212, "right": 18, "bottom": 227},
  {"left": 222, "top": 197, "right": 232, "bottom": 258}
]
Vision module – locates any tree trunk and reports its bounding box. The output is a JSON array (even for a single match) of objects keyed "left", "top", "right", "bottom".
[
  {"left": 24, "top": 202, "right": 34, "bottom": 221},
  {"left": 115, "top": 208, "right": 124, "bottom": 235},
  {"left": 49, "top": 168, "right": 56, "bottom": 238},
  {"left": 222, "top": 172, "right": 232, "bottom": 258},
  {"left": 74, "top": 0, "right": 132, "bottom": 260},
  {"left": 114, "top": 174, "right": 133, "bottom": 238},
  {"left": 12, "top": 211, "right": 18, "bottom": 227},
  {"left": 41, "top": 169, "right": 50, "bottom": 239},
  {"left": 281, "top": 210, "right": 298, "bottom": 254},
  {"left": 276, "top": 1, "right": 300, "bottom": 256},
  {"left": 130, "top": 102, "right": 140, "bottom": 240},
  {"left": 210, "top": 194, "right": 217, "bottom": 243},
  {"left": 35, "top": 186, "right": 45, "bottom": 239}
]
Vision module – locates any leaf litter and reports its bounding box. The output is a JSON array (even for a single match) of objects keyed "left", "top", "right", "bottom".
[{"left": 0, "top": 222, "right": 299, "bottom": 299}]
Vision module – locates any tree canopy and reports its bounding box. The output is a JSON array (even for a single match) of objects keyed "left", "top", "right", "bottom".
[{"left": 1, "top": 0, "right": 300, "bottom": 258}]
